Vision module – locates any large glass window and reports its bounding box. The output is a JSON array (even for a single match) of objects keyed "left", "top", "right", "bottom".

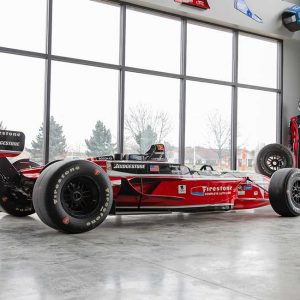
[
  {"left": 52, "top": 0, "right": 120, "bottom": 64},
  {"left": 185, "top": 81, "right": 232, "bottom": 170},
  {"left": 126, "top": 8, "right": 181, "bottom": 73},
  {"left": 124, "top": 72, "right": 180, "bottom": 162},
  {"left": 239, "top": 34, "right": 278, "bottom": 89},
  {"left": 0, "top": 1, "right": 281, "bottom": 167},
  {"left": 0, "top": 0, "right": 46, "bottom": 52},
  {"left": 0, "top": 53, "right": 45, "bottom": 163},
  {"left": 237, "top": 89, "right": 277, "bottom": 171},
  {"left": 187, "top": 23, "right": 233, "bottom": 81},
  {"left": 49, "top": 62, "right": 118, "bottom": 161}
]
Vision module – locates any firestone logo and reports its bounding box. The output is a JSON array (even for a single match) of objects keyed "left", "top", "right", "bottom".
[
  {"left": 0, "top": 131, "right": 21, "bottom": 137},
  {"left": 191, "top": 185, "right": 233, "bottom": 197},
  {"left": 202, "top": 186, "right": 232, "bottom": 192}
]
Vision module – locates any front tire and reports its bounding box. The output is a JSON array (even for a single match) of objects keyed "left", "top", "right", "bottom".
[
  {"left": 269, "top": 168, "right": 300, "bottom": 217},
  {"left": 32, "top": 160, "right": 113, "bottom": 233}
]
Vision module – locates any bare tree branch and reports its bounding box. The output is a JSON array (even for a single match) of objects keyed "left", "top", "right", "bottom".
[
  {"left": 0, "top": 121, "right": 6, "bottom": 130},
  {"left": 125, "top": 104, "right": 172, "bottom": 152},
  {"left": 205, "top": 111, "right": 231, "bottom": 166}
]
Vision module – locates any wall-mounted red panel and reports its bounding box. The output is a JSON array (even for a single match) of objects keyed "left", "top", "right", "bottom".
[{"left": 174, "top": 0, "right": 210, "bottom": 9}]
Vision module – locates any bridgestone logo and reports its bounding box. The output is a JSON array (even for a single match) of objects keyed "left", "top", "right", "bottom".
[
  {"left": 0, "top": 141, "right": 20, "bottom": 146},
  {"left": 114, "top": 164, "right": 145, "bottom": 169}
]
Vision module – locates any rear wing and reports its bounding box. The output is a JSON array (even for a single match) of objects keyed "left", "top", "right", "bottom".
[{"left": 0, "top": 130, "right": 25, "bottom": 158}]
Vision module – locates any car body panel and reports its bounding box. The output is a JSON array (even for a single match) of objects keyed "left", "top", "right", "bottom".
[{"left": 19, "top": 159, "right": 270, "bottom": 215}]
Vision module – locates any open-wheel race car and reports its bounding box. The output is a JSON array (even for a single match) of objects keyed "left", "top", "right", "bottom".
[{"left": 1, "top": 130, "right": 300, "bottom": 234}]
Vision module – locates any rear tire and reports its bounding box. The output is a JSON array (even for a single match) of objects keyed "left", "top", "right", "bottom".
[
  {"left": 32, "top": 160, "right": 113, "bottom": 233},
  {"left": 255, "top": 143, "right": 294, "bottom": 177},
  {"left": 269, "top": 168, "right": 300, "bottom": 217},
  {"left": 0, "top": 187, "right": 34, "bottom": 217}
]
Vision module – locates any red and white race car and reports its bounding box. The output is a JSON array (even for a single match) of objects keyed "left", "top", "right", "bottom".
[{"left": 0, "top": 130, "right": 299, "bottom": 233}]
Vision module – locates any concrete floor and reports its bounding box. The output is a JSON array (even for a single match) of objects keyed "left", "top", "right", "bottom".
[{"left": 0, "top": 206, "right": 300, "bottom": 300}]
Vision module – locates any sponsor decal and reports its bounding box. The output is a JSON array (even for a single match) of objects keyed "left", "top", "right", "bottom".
[
  {"left": 53, "top": 166, "right": 80, "bottom": 205},
  {"left": 113, "top": 163, "right": 146, "bottom": 170},
  {"left": 0, "top": 141, "right": 20, "bottom": 147},
  {"left": 94, "top": 169, "right": 100, "bottom": 176},
  {"left": 86, "top": 187, "right": 111, "bottom": 227},
  {"left": 191, "top": 185, "right": 233, "bottom": 197},
  {"left": 96, "top": 155, "right": 113, "bottom": 160},
  {"left": 0, "top": 131, "right": 21, "bottom": 137},
  {"left": 16, "top": 207, "right": 32, "bottom": 212},
  {"left": 62, "top": 217, "right": 70, "bottom": 225},
  {"left": 178, "top": 185, "right": 186, "bottom": 194},
  {"left": 244, "top": 185, "right": 252, "bottom": 191},
  {"left": 150, "top": 165, "right": 160, "bottom": 172},
  {"left": 0, "top": 130, "right": 24, "bottom": 155}
]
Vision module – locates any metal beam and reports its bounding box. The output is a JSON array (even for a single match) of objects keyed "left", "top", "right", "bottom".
[
  {"left": 118, "top": 4, "right": 126, "bottom": 153},
  {"left": 277, "top": 40, "right": 283, "bottom": 144},
  {"left": 186, "top": 75, "right": 234, "bottom": 87},
  {"left": 51, "top": 55, "right": 121, "bottom": 70},
  {"left": 236, "top": 83, "right": 281, "bottom": 93},
  {"left": 179, "top": 18, "right": 187, "bottom": 164},
  {"left": 43, "top": 0, "right": 53, "bottom": 164},
  {"left": 0, "top": 46, "right": 46, "bottom": 59},
  {"left": 231, "top": 31, "right": 239, "bottom": 170},
  {"left": 124, "top": 65, "right": 181, "bottom": 80}
]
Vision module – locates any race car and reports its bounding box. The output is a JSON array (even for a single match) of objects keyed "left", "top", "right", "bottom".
[{"left": 0, "top": 130, "right": 299, "bottom": 234}]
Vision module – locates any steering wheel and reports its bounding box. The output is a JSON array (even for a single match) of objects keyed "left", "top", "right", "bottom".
[{"left": 200, "top": 164, "right": 214, "bottom": 171}]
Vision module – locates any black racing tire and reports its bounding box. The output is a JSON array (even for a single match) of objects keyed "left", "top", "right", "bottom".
[
  {"left": 0, "top": 187, "right": 34, "bottom": 217},
  {"left": 255, "top": 143, "right": 294, "bottom": 177},
  {"left": 32, "top": 160, "right": 113, "bottom": 233},
  {"left": 32, "top": 161, "right": 63, "bottom": 230},
  {"left": 269, "top": 168, "right": 300, "bottom": 217},
  {"left": 40, "top": 160, "right": 62, "bottom": 173}
]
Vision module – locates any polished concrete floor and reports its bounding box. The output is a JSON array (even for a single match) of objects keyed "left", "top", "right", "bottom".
[{"left": 0, "top": 206, "right": 300, "bottom": 300}]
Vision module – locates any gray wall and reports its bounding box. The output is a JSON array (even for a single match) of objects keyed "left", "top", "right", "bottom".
[
  {"left": 125, "top": 0, "right": 300, "bottom": 40},
  {"left": 282, "top": 39, "right": 300, "bottom": 144},
  {"left": 123, "top": 0, "right": 300, "bottom": 145}
]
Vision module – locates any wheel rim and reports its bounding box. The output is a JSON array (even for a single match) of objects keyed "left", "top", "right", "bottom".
[
  {"left": 61, "top": 176, "right": 100, "bottom": 218},
  {"left": 266, "top": 153, "right": 287, "bottom": 171},
  {"left": 291, "top": 180, "right": 300, "bottom": 207}
]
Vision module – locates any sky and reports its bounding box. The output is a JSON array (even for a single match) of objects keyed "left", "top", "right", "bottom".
[{"left": 0, "top": 0, "right": 279, "bottom": 158}]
